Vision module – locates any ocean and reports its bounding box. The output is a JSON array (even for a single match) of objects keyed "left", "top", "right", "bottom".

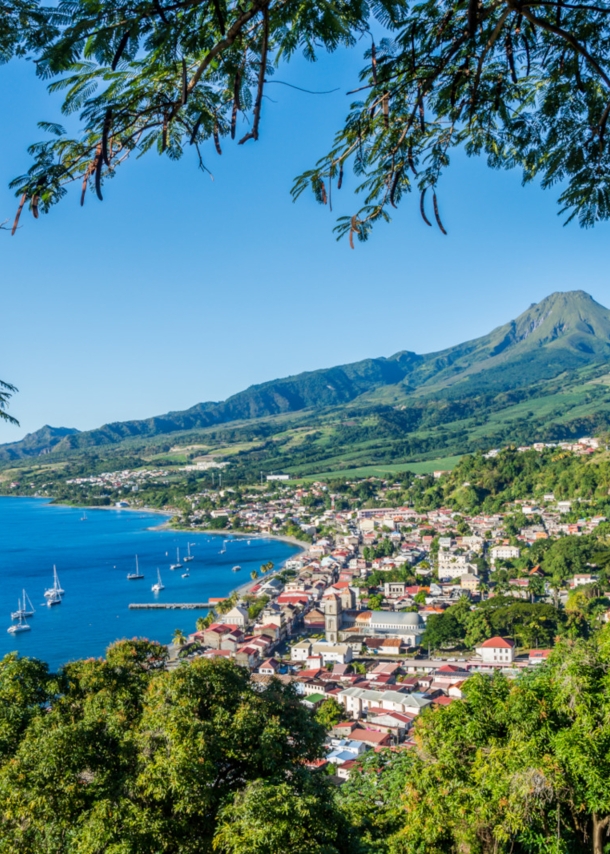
[{"left": 0, "top": 497, "right": 300, "bottom": 670}]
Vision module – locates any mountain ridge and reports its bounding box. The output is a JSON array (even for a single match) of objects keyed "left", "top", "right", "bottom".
[{"left": 3, "top": 290, "right": 610, "bottom": 463}]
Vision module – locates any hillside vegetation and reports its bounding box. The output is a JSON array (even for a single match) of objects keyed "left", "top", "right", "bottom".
[{"left": 4, "top": 290, "right": 610, "bottom": 482}]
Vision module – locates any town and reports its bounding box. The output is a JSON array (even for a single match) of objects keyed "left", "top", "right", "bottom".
[{"left": 151, "top": 435, "right": 610, "bottom": 782}]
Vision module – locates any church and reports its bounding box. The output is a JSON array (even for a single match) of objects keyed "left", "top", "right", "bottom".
[{"left": 322, "top": 587, "right": 425, "bottom": 647}]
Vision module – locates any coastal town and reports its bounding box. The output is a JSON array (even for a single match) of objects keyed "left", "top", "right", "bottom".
[{"left": 145, "top": 435, "right": 610, "bottom": 781}]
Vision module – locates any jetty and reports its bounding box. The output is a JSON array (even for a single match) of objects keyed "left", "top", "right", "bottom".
[{"left": 129, "top": 602, "right": 213, "bottom": 610}]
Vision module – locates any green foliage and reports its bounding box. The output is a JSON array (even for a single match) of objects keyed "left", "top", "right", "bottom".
[
  {"left": 0, "top": 645, "right": 327, "bottom": 853},
  {"left": 315, "top": 698, "right": 344, "bottom": 730}
]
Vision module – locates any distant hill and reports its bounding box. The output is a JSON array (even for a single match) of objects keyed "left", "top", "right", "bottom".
[{"left": 4, "top": 290, "right": 610, "bottom": 471}]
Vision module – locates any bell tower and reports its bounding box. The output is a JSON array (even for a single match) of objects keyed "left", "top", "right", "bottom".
[{"left": 324, "top": 593, "right": 342, "bottom": 643}]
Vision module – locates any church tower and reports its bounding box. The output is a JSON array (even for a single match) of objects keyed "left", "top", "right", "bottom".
[{"left": 324, "top": 593, "right": 342, "bottom": 643}]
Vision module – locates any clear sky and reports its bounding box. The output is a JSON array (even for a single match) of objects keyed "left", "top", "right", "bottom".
[{"left": 1, "top": 38, "right": 610, "bottom": 444}]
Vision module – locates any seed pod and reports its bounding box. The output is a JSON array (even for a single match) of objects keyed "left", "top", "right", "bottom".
[
  {"left": 418, "top": 91, "right": 425, "bottom": 132},
  {"left": 213, "top": 121, "right": 222, "bottom": 155},
  {"left": 320, "top": 180, "right": 327, "bottom": 205},
  {"left": 231, "top": 70, "right": 241, "bottom": 139},
  {"left": 337, "top": 163, "right": 344, "bottom": 190},
  {"left": 390, "top": 167, "right": 402, "bottom": 208},
  {"left": 420, "top": 189, "right": 432, "bottom": 226},
  {"left": 111, "top": 30, "right": 130, "bottom": 71},
  {"left": 181, "top": 59, "right": 188, "bottom": 104},
  {"left": 95, "top": 145, "right": 103, "bottom": 201},
  {"left": 11, "top": 193, "right": 27, "bottom": 235},
  {"left": 81, "top": 164, "right": 91, "bottom": 207},
  {"left": 349, "top": 214, "right": 358, "bottom": 249},
  {"left": 102, "top": 108, "right": 112, "bottom": 166},
  {"left": 161, "top": 114, "right": 168, "bottom": 152},
  {"left": 189, "top": 113, "right": 203, "bottom": 145},
  {"left": 31, "top": 194, "right": 40, "bottom": 219},
  {"left": 371, "top": 40, "right": 378, "bottom": 84},
  {"left": 383, "top": 92, "right": 390, "bottom": 128},
  {"left": 408, "top": 147, "right": 418, "bottom": 176},
  {"left": 505, "top": 34, "right": 517, "bottom": 83},
  {"left": 433, "top": 191, "right": 447, "bottom": 234}
]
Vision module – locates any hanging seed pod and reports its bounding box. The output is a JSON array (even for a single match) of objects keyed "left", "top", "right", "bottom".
[
  {"left": 418, "top": 91, "right": 425, "bottom": 132},
  {"left": 31, "top": 194, "right": 39, "bottom": 219},
  {"left": 408, "top": 147, "right": 418, "bottom": 176},
  {"left": 231, "top": 70, "right": 242, "bottom": 139},
  {"left": 349, "top": 214, "right": 359, "bottom": 249},
  {"left": 213, "top": 121, "right": 222, "bottom": 155},
  {"left": 111, "top": 30, "right": 130, "bottom": 70},
  {"left": 338, "top": 163, "right": 344, "bottom": 190},
  {"left": 81, "top": 162, "right": 92, "bottom": 206},
  {"left": 181, "top": 59, "right": 188, "bottom": 104},
  {"left": 161, "top": 114, "right": 168, "bottom": 152},
  {"left": 383, "top": 92, "right": 390, "bottom": 128},
  {"left": 433, "top": 191, "right": 447, "bottom": 234},
  {"left": 95, "top": 145, "right": 103, "bottom": 201},
  {"left": 420, "top": 189, "right": 432, "bottom": 226},
  {"left": 102, "top": 108, "right": 112, "bottom": 166},
  {"left": 371, "top": 40, "right": 378, "bottom": 84},
  {"left": 390, "top": 167, "right": 402, "bottom": 208},
  {"left": 11, "top": 193, "right": 27, "bottom": 235},
  {"left": 505, "top": 34, "right": 517, "bottom": 83},
  {"left": 189, "top": 113, "right": 203, "bottom": 145},
  {"left": 320, "top": 180, "right": 327, "bottom": 205}
]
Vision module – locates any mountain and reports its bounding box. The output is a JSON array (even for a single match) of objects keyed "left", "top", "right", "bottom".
[{"left": 4, "top": 290, "right": 610, "bottom": 471}]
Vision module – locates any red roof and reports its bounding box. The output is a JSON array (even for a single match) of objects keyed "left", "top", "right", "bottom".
[
  {"left": 479, "top": 636, "right": 515, "bottom": 649},
  {"left": 437, "top": 664, "right": 463, "bottom": 673},
  {"left": 432, "top": 696, "right": 454, "bottom": 706}
]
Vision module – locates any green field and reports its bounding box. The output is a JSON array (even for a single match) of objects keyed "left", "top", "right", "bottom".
[{"left": 298, "top": 455, "right": 463, "bottom": 481}]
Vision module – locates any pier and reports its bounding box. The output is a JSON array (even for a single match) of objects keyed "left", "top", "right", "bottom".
[{"left": 129, "top": 603, "right": 213, "bottom": 610}]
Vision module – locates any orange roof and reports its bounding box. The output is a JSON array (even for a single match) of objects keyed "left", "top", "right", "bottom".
[{"left": 479, "top": 636, "right": 515, "bottom": 649}]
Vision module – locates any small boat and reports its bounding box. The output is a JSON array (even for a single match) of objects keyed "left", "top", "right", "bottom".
[
  {"left": 46, "top": 589, "right": 61, "bottom": 607},
  {"left": 170, "top": 548, "right": 182, "bottom": 570},
  {"left": 80, "top": 512, "right": 88, "bottom": 521},
  {"left": 11, "top": 589, "right": 35, "bottom": 620},
  {"left": 219, "top": 540, "right": 227, "bottom": 555},
  {"left": 181, "top": 571, "right": 190, "bottom": 578},
  {"left": 8, "top": 611, "right": 30, "bottom": 634},
  {"left": 127, "top": 555, "right": 145, "bottom": 580},
  {"left": 151, "top": 568, "right": 164, "bottom": 593},
  {"left": 183, "top": 543, "right": 194, "bottom": 563},
  {"left": 232, "top": 565, "right": 242, "bottom": 573},
  {"left": 44, "top": 565, "right": 64, "bottom": 600}
]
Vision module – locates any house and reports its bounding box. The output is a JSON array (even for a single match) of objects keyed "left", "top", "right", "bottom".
[
  {"left": 570, "top": 574, "right": 598, "bottom": 588},
  {"left": 529, "top": 649, "right": 552, "bottom": 665},
  {"left": 345, "top": 727, "right": 392, "bottom": 748},
  {"left": 311, "top": 642, "right": 353, "bottom": 665},
  {"left": 258, "top": 658, "right": 280, "bottom": 675},
  {"left": 366, "top": 711, "right": 416, "bottom": 740},
  {"left": 338, "top": 687, "right": 432, "bottom": 719},
  {"left": 490, "top": 546, "right": 520, "bottom": 564},
  {"left": 475, "top": 636, "right": 515, "bottom": 664},
  {"left": 379, "top": 638, "right": 403, "bottom": 655},
  {"left": 336, "top": 759, "right": 359, "bottom": 780},
  {"left": 219, "top": 605, "right": 249, "bottom": 628},
  {"left": 304, "top": 608, "right": 326, "bottom": 629},
  {"left": 460, "top": 573, "right": 479, "bottom": 593},
  {"left": 291, "top": 640, "right": 312, "bottom": 662}
]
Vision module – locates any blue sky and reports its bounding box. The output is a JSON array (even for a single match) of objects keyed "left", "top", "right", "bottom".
[{"left": 2, "top": 39, "right": 610, "bottom": 443}]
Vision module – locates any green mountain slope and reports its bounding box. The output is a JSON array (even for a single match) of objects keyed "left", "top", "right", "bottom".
[{"left": 3, "top": 290, "right": 610, "bottom": 473}]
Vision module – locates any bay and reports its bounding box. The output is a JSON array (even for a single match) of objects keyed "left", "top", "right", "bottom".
[{"left": 0, "top": 497, "right": 301, "bottom": 670}]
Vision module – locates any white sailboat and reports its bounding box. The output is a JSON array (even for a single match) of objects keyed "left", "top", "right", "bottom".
[
  {"left": 151, "top": 568, "right": 165, "bottom": 593},
  {"left": 183, "top": 543, "right": 194, "bottom": 563},
  {"left": 80, "top": 512, "right": 88, "bottom": 521},
  {"left": 219, "top": 540, "right": 227, "bottom": 555},
  {"left": 44, "top": 566, "right": 64, "bottom": 601},
  {"left": 127, "top": 555, "right": 145, "bottom": 580},
  {"left": 181, "top": 570, "right": 190, "bottom": 578},
  {"left": 7, "top": 610, "right": 30, "bottom": 634},
  {"left": 232, "top": 565, "right": 242, "bottom": 572},
  {"left": 11, "top": 590, "right": 35, "bottom": 620},
  {"left": 170, "top": 548, "right": 182, "bottom": 570}
]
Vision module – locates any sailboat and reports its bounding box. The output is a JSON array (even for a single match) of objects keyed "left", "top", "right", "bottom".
[
  {"left": 11, "top": 590, "right": 35, "bottom": 620},
  {"left": 181, "top": 570, "right": 190, "bottom": 578},
  {"left": 232, "top": 565, "right": 242, "bottom": 573},
  {"left": 127, "top": 555, "right": 145, "bottom": 580},
  {"left": 219, "top": 540, "right": 227, "bottom": 555},
  {"left": 183, "top": 543, "right": 194, "bottom": 563},
  {"left": 80, "top": 512, "right": 88, "bottom": 521},
  {"left": 151, "top": 568, "right": 164, "bottom": 593},
  {"left": 7, "top": 609, "right": 30, "bottom": 634},
  {"left": 170, "top": 548, "right": 182, "bottom": 570},
  {"left": 44, "top": 566, "right": 64, "bottom": 602}
]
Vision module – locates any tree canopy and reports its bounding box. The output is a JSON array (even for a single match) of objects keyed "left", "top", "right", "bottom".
[{"left": 4, "top": 0, "right": 610, "bottom": 239}]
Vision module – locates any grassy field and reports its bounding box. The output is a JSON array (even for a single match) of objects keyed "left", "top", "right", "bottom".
[{"left": 297, "top": 455, "right": 463, "bottom": 481}]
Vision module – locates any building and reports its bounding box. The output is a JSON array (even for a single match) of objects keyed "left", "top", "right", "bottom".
[
  {"left": 490, "top": 545, "right": 520, "bottom": 564},
  {"left": 291, "top": 640, "right": 312, "bottom": 662},
  {"left": 311, "top": 642, "right": 353, "bottom": 665},
  {"left": 460, "top": 573, "right": 480, "bottom": 593},
  {"left": 475, "top": 636, "right": 515, "bottom": 664},
  {"left": 324, "top": 596, "right": 425, "bottom": 647}
]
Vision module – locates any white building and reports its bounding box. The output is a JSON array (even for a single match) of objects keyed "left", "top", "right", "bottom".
[
  {"left": 489, "top": 545, "right": 520, "bottom": 564},
  {"left": 291, "top": 641, "right": 312, "bottom": 662},
  {"left": 475, "top": 636, "right": 515, "bottom": 664},
  {"left": 337, "top": 687, "right": 431, "bottom": 719},
  {"left": 311, "top": 642, "right": 352, "bottom": 665}
]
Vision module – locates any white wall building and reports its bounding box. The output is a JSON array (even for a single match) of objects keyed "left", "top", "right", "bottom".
[{"left": 475, "top": 636, "right": 515, "bottom": 663}]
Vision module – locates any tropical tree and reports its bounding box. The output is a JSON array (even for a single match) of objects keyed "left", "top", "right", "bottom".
[
  {"left": 250, "top": 569, "right": 258, "bottom": 581},
  {"left": 172, "top": 627, "right": 187, "bottom": 646},
  {"left": 5, "top": 0, "right": 610, "bottom": 238},
  {"left": 0, "top": 380, "right": 18, "bottom": 425}
]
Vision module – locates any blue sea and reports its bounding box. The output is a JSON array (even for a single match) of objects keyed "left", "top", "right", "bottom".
[{"left": 0, "top": 498, "right": 300, "bottom": 670}]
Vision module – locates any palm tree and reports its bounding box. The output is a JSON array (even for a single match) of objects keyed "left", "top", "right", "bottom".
[
  {"left": 0, "top": 380, "right": 18, "bottom": 425},
  {"left": 250, "top": 569, "right": 258, "bottom": 581},
  {"left": 172, "top": 628, "right": 187, "bottom": 646}
]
